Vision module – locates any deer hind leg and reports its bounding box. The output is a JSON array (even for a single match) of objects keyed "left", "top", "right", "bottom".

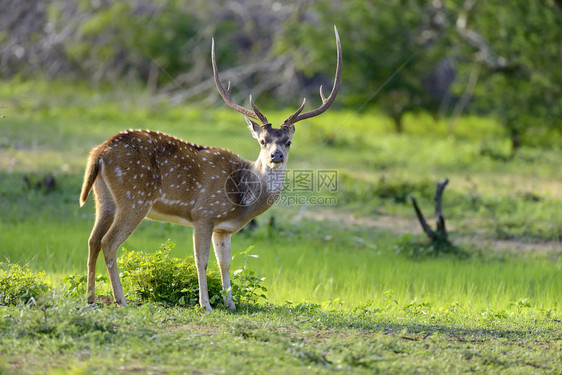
[
  {"left": 86, "top": 179, "right": 116, "bottom": 304},
  {"left": 99, "top": 204, "right": 150, "bottom": 306},
  {"left": 193, "top": 222, "right": 214, "bottom": 312},
  {"left": 212, "top": 232, "right": 235, "bottom": 310}
]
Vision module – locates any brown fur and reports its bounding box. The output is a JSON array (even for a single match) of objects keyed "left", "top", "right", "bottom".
[
  {"left": 80, "top": 128, "right": 292, "bottom": 311},
  {"left": 80, "top": 147, "right": 102, "bottom": 207}
]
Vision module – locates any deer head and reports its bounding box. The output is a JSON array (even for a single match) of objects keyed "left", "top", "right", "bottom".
[{"left": 211, "top": 25, "right": 342, "bottom": 171}]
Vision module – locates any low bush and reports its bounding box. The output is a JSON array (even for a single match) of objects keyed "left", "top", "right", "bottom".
[
  {"left": 118, "top": 241, "right": 268, "bottom": 308},
  {"left": 0, "top": 263, "right": 51, "bottom": 306},
  {"left": 118, "top": 240, "right": 223, "bottom": 307}
]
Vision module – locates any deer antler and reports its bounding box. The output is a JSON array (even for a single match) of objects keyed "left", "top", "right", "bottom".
[
  {"left": 283, "top": 25, "right": 342, "bottom": 126},
  {"left": 211, "top": 39, "right": 269, "bottom": 125}
]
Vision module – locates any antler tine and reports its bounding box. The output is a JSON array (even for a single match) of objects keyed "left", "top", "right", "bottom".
[
  {"left": 319, "top": 85, "right": 327, "bottom": 103},
  {"left": 283, "top": 98, "right": 306, "bottom": 126},
  {"left": 211, "top": 38, "right": 261, "bottom": 122},
  {"left": 249, "top": 95, "right": 269, "bottom": 125},
  {"left": 284, "top": 25, "right": 342, "bottom": 125}
]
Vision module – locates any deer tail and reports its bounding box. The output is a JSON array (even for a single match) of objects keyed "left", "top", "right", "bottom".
[{"left": 79, "top": 149, "right": 102, "bottom": 207}]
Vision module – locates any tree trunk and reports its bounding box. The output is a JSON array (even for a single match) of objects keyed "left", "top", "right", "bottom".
[{"left": 392, "top": 113, "right": 404, "bottom": 133}]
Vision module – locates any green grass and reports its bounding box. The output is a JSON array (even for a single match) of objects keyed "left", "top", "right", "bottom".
[
  {"left": 1, "top": 79, "right": 561, "bottom": 373},
  {"left": 1, "top": 298, "right": 560, "bottom": 374},
  {"left": 1, "top": 169, "right": 560, "bottom": 312}
]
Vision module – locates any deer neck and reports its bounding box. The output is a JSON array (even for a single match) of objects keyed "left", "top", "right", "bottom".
[{"left": 252, "top": 157, "right": 287, "bottom": 197}]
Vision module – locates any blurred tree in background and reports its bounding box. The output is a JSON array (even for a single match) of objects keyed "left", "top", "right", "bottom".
[
  {"left": 456, "top": 1, "right": 562, "bottom": 144},
  {"left": 278, "top": 0, "right": 454, "bottom": 132},
  {"left": 1, "top": 0, "right": 560, "bottom": 145}
]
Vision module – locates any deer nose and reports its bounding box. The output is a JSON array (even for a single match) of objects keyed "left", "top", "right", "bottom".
[{"left": 271, "top": 150, "right": 284, "bottom": 163}]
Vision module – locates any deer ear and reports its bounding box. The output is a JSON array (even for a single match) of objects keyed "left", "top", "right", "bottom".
[{"left": 245, "top": 117, "right": 262, "bottom": 139}]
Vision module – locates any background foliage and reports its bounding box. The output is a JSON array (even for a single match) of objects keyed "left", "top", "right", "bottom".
[{"left": 2, "top": 0, "right": 561, "bottom": 144}]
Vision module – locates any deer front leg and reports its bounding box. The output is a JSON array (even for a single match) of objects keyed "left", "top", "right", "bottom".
[
  {"left": 212, "top": 232, "right": 236, "bottom": 310},
  {"left": 193, "top": 223, "right": 214, "bottom": 312}
]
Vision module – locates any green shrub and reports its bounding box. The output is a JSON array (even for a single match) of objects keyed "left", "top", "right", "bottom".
[
  {"left": 118, "top": 240, "right": 223, "bottom": 307},
  {"left": 63, "top": 274, "right": 109, "bottom": 298},
  {"left": 59, "top": 241, "right": 268, "bottom": 308},
  {"left": 0, "top": 263, "right": 51, "bottom": 306},
  {"left": 116, "top": 241, "right": 268, "bottom": 308},
  {"left": 118, "top": 241, "right": 226, "bottom": 306}
]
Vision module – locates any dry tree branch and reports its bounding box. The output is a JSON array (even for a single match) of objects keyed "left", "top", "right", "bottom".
[
  {"left": 412, "top": 196, "right": 436, "bottom": 239},
  {"left": 157, "top": 55, "right": 290, "bottom": 106},
  {"left": 411, "top": 178, "right": 450, "bottom": 242},
  {"left": 434, "top": 178, "right": 449, "bottom": 235}
]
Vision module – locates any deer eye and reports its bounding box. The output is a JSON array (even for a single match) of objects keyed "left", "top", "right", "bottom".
[
  {"left": 260, "top": 139, "right": 266, "bottom": 145},
  {"left": 286, "top": 140, "right": 292, "bottom": 147}
]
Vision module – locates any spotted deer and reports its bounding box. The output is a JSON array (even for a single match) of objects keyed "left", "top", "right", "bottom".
[{"left": 80, "top": 26, "right": 341, "bottom": 312}]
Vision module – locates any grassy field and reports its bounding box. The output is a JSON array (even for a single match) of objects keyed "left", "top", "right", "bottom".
[{"left": 0, "top": 80, "right": 561, "bottom": 373}]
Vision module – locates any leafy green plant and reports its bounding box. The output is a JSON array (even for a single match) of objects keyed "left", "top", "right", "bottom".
[
  {"left": 230, "top": 246, "right": 268, "bottom": 306},
  {"left": 282, "top": 300, "right": 322, "bottom": 314},
  {"left": 508, "top": 298, "right": 531, "bottom": 310},
  {"left": 118, "top": 240, "right": 223, "bottom": 307},
  {"left": 59, "top": 242, "right": 268, "bottom": 308},
  {"left": 116, "top": 241, "right": 268, "bottom": 308},
  {"left": 403, "top": 298, "right": 432, "bottom": 317},
  {"left": 0, "top": 263, "right": 51, "bottom": 306},
  {"left": 64, "top": 274, "right": 109, "bottom": 298}
]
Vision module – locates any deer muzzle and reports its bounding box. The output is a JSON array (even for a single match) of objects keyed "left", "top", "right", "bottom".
[{"left": 270, "top": 150, "right": 284, "bottom": 164}]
